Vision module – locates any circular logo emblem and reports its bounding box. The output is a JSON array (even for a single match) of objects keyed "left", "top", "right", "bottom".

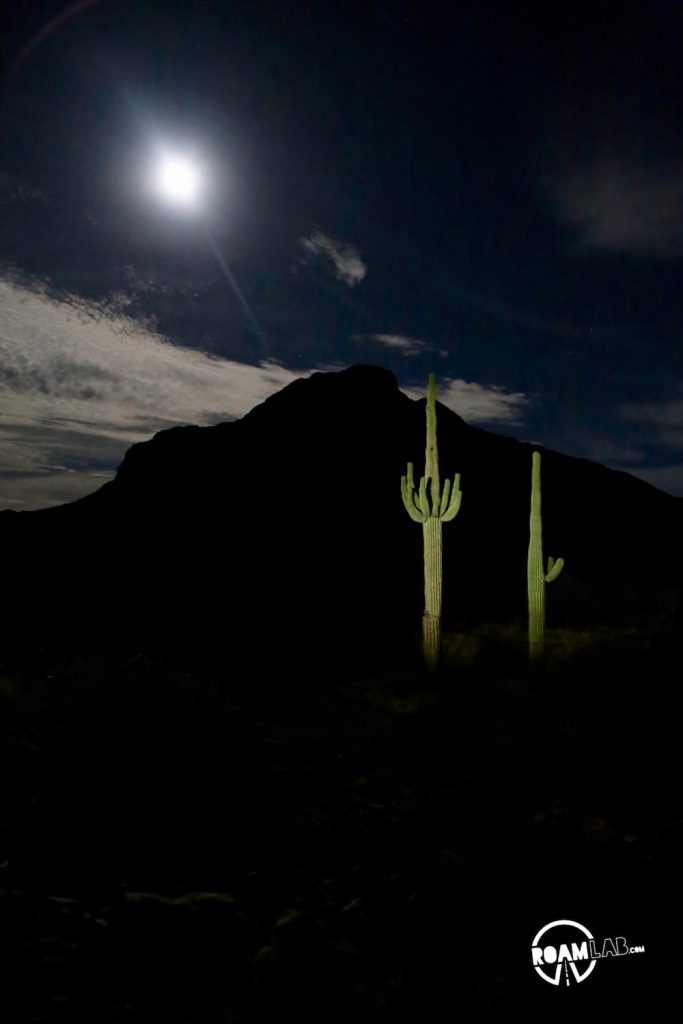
[{"left": 531, "top": 919, "right": 597, "bottom": 986}]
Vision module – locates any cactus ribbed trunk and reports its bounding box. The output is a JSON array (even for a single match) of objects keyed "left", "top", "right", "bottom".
[
  {"left": 422, "top": 515, "right": 443, "bottom": 672},
  {"left": 527, "top": 451, "right": 564, "bottom": 663},
  {"left": 527, "top": 501, "right": 545, "bottom": 662}
]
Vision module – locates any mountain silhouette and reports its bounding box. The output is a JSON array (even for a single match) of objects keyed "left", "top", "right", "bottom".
[{"left": 2, "top": 364, "right": 681, "bottom": 666}]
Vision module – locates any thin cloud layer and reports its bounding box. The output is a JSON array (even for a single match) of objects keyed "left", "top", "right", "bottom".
[
  {"left": 299, "top": 230, "right": 367, "bottom": 287},
  {"left": 0, "top": 276, "right": 315, "bottom": 509},
  {"left": 0, "top": 171, "right": 49, "bottom": 207},
  {"left": 555, "top": 417, "right": 683, "bottom": 498},
  {"left": 621, "top": 391, "right": 683, "bottom": 450},
  {"left": 352, "top": 333, "right": 448, "bottom": 358},
  {"left": 544, "top": 159, "right": 683, "bottom": 259},
  {"left": 628, "top": 464, "right": 683, "bottom": 497},
  {"left": 568, "top": 434, "right": 644, "bottom": 467},
  {"left": 401, "top": 377, "right": 530, "bottom": 425}
]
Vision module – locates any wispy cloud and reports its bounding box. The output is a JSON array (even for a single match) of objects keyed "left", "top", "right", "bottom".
[
  {"left": 400, "top": 376, "right": 530, "bottom": 425},
  {"left": 0, "top": 276, "right": 317, "bottom": 510},
  {"left": 0, "top": 171, "right": 49, "bottom": 208},
  {"left": 543, "top": 158, "right": 683, "bottom": 259},
  {"left": 559, "top": 405, "right": 683, "bottom": 497},
  {"left": 351, "top": 333, "right": 448, "bottom": 358},
  {"left": 620, "top": 390, "right": 683, "bottom": 449},
  {"left": 299, "top": 230, "right": 367, "bottom": 287},
  {"left": 626, "top": 464, "right": 683, "bottom": 498},
  {"left": 566, "top": 433, "right": 645, "bottom": 467}
]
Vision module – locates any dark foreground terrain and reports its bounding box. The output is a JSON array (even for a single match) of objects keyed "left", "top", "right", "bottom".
[{"left": 0, "top": 623, "right": 681, "bottom": 1022}]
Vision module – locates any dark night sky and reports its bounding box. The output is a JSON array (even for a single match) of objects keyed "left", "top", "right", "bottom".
[{"left": 2, "top": 0, "right": 683, "bottom": 509}]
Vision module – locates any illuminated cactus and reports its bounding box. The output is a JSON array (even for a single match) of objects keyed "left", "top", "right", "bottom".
[
  {"left": 401, "top": 372, "right": 462, "bottom": 671},
  {"left": 527, "top": 450, "right": 564, "bottom": 662}
]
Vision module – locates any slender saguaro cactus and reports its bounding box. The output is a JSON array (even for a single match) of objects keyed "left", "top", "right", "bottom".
[
  {"left": 527, "top": 450, "right": 564, "bottom": 662},
  {"left": 401, "top": 373, "right": 462, "bottom": 671}
]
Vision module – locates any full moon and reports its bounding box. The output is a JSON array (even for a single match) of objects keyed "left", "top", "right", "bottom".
[{"left": 156, "top": 154, "right": 202, "bottom": 206}]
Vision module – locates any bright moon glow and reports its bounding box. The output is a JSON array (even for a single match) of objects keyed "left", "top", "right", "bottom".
[{"left": 156, "top": 154, "right": 201, "bottom": 206}]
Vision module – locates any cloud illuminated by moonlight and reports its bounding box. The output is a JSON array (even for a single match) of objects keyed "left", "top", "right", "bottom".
[
  {"left": 0, "top": 276, "right": 318, "bottom": 509},
  {"left": 299, "top": 230, "right": 367, "bottom": 286},
  {"left": 401, "top": 376, "right": 530, "bottom": 425}
]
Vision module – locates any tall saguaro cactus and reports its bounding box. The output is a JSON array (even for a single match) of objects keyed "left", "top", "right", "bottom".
[
  {"left": 527, "top": 450, "right": 564, "bottom": 662},
  {"left": 401, "top": 373, "right": 462, "bottom": 671}
]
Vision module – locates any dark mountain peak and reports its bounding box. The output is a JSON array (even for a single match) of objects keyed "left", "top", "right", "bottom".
[
  {"left": 240, "top": 363, "right": 469, "bottom": 436},
  {"left": 324, "top": 363, "right": 399, "bottom": 390},
  {"left": 240, "top": 363, "right": 404, "bottom": 425},
  {"left": 102, "top": 363, "right": 408, "bottom": 498}
]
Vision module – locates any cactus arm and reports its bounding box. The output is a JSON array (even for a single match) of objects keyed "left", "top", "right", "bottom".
[
  {"left": 401, "top": 485, "right": 426, "bottom": 523},
  {"left": 401, "top": 463, "right": 426, "bottom": 522},
  {"left": 401, "top": 464, "right": 427, "bottom": 523},
  {"left": 403, "top": 498, "right": 427, "bottom": 524},
  {"left": 417, "top": 475, "right": 430, "bottom": 517},
  {"left": 406, "top": 461, "right": 416, "bottom": 498},
  {"left": 440, "top": 473, "right": 462, "bottom": 522},
  {"left": 545, "top": 556, "right": 564, "bottom": 583},
  {"left": 439, "top": 477, "right": 451, "bottom": 516}
]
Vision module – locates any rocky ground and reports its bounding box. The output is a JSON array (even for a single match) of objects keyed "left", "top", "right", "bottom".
[{"left": 0, "top": 629, "right": 681, "bottom": 1021}]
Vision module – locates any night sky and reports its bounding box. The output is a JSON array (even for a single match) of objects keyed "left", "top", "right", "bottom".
[{"left": 2, "top": 0, "right": 683, "bottom": 510}]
